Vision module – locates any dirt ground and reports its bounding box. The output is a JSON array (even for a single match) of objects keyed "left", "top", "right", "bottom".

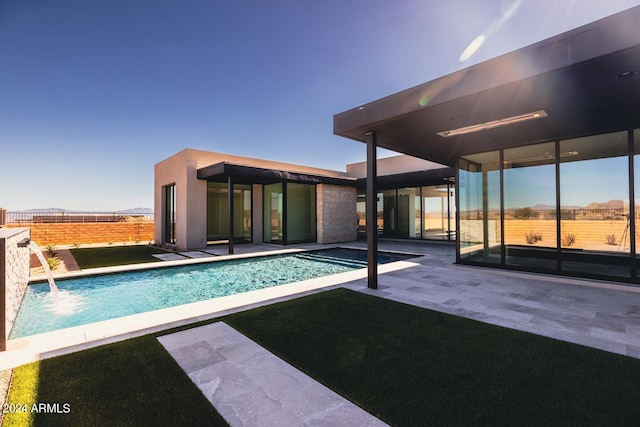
[{"left": 30, "top": 249, "right": 80, "bottom": 277}]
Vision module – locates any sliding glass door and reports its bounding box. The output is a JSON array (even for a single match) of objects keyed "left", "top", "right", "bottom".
[
  {"left": 206, "top": 182, "right": 252, "bottom": 244},
  {"left": 263, "top": 182, "right": 316, "bottom": 244},
  {"left": 263, "top": 183, "right": 284, "bottom": 243},
  {"left": 559, "top": 132, "right": 629, "bottom": 278},
  {"left": 503, "top": 142, "right": 557, "bottom": 270},
  {"left": 458, "top": 152, "right": 501, "bottom": 264}
]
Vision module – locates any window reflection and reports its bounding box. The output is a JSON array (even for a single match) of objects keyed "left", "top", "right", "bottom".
[
  {"left": 503, "top": 142, "right": 557, "bottom": 270},
  {"left": 560, "top": 132, "right": 629, "bottom": 277},
  {"left": 459, "top": 152, "right": 501, "bottom": 263},
  {"left": 207, "top": 182, "right": 252, "bottom": 244},
  {"left": 423, "top": 184, "right": 454, "bottom": 240}
]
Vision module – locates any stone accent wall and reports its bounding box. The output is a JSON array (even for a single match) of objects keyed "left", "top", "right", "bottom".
[
  {"left": 0, "top": 228, "right": 30, "bottom": 350},
  {"left": 5, "top": 221, "right": 154, "bottom": 246},
  {"left": 317, "top": 184, "right": 357, "bottom": 244}
]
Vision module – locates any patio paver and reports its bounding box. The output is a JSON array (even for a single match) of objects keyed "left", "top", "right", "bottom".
[{"left": 158, "top": 322, "right": 388, "bottom": 427}]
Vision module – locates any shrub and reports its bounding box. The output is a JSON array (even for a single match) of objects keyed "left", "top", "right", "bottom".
[
  {"left": 606, "top": 234, "right": 617, "bottom": 245},
  {"left": 46, "top": 244, "right": 57, "bottom": 258},
  {"left": 562, "top": 233, "right": 577, "bottom": 247},
  {"left": 524, "top": 232, "right": 543, "bottom": 244},
  {"left": 46, "top": 256, "right": 60, "bottom": 270},
  {"left": 514, "top": 207, "right": 533, "bottom": 220}
]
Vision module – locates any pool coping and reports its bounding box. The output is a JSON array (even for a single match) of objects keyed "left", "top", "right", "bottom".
[{"left": 0, "top": 247, "right": 421, "bottom": 370}]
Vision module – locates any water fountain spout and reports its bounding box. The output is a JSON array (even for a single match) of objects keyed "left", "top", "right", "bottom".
[{"left": 26, "top": 241, "right": 59, "bottom": 297}]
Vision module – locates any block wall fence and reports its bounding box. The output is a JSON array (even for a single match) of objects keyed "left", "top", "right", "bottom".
[{"left": 3, "top": 221, "right": 154, "bottom": 246}]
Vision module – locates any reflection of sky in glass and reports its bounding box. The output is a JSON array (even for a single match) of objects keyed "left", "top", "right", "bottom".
[
  {"left": 462, "top": 156, "right": 631, "bottom": 211},
  {"left": 459, "top": 170, "right": 501, "bottom": 211},
  {"left": 505, "top": 164, "right": 555, "bottom": 209},
  {"left": 561, "top": 157, "right": 628, "bottom": 207}
]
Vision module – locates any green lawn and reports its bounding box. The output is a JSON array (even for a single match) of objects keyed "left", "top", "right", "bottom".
[
  {"left": 3, "top": 337, "right": 227, "bottom": 427},
  {"left": 69, "top": 245, "right": 169, "bottom": 269},
  {"left": 5, "top": 288, "right": 640, "bottom": 426}
]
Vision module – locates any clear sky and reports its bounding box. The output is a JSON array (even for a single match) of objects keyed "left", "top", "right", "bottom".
[{"left": 1, "top": 0, "right": 638, "bottom": 211}]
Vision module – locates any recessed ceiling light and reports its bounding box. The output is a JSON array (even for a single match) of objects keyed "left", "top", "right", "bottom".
[
  {"left": 615, "top": 71, "right": 637, "bottom": 79},
  {"left": 437, "top": 110, "right": 548, "bottom": 137}
]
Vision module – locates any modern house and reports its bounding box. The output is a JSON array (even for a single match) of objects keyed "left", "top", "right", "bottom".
[
  {"left": 154, "top": 148, "right": 454, "bottom": 252},
  {"left": 155, "top": 6, "right": 640, "bottom": 286},
  {"left": 334, "top": 5, "right": 640, "bottom": 284}
]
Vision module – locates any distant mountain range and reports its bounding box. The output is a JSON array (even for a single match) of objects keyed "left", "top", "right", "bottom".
[
  {"left": 14, "top": 207, "right": 153, "bottom": 213},
  {"left": 527, "top": 200, "right": 626, "bottom": 210}
]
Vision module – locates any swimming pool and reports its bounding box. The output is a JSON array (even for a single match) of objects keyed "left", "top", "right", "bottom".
[{"left": 10, "top": 248, "right": 412, "bottom": 339}]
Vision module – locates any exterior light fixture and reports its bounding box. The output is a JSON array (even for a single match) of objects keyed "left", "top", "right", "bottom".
[
  {"left": 437, "top": 110, "right": 548, "bottom": 137},
  {"left": 503, "top": 151, "right": 578, "bottom": 165}
]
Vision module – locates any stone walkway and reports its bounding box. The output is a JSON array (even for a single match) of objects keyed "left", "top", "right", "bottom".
[{"left": 159, "top": 322, "right": 388, "bottom": 427}]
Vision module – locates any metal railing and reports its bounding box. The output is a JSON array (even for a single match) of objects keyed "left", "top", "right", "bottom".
[
  {"left": 461, "top": 208, "right": 630, "bottom": 221},
  {"left": 5, "top": 211, "right": 154, "bottom": 224}
]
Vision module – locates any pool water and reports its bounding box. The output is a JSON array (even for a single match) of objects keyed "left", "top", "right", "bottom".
[{"left": 10, "top": 248, "right": 411, "bottom": 339}]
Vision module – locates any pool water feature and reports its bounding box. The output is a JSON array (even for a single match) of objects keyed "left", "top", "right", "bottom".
[
  {"left": 27, "top": 240, "right": 59, "bottom": 297},
  {"left": 10, "top": 249, "right": 412, "bottom": 339}
]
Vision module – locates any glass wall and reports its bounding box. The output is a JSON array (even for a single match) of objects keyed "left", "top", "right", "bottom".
[
  {"left": 559, "top": 132, "right": 629, "bottom": 278},
  {"left": 357, "top": 186, "right": 454, "bottom": 240},
  {"left": 263, "top": 182, "right": 316, "bottom": 244},
  {"left": 356, "top": 193, "right": 366, "bottom": 238},
  {"left": 263, "top": 183, "right": 284, "bottom": 243},
  {"left": 635, "top": 129, "right": 640, "bottom": 263},
  {"left": 459, "top": 152, "right": 501, "bottom": 264},
  {"left": 398, "top": 188, "right": 421, "bottom": 238},
  {"left": 422, "top": 184, "right": 454, "bottom": 240},
  {"left": 457, "top": 130, "right": 640, "bottom": 282},
  {"left": 163, "top": 184, "right": 176, "bottom": 244},
  {"left": 380, "top": 189, "right": 397, "bottom": 237},
  {"left": 286, "top": 183, "right": 316, "bottom": 243},
  {"left": 503, "top": 142, "right": 557, "bottom": 270},
  {"left": 206, "top": 182, "right": 252, "bottom": 243}
]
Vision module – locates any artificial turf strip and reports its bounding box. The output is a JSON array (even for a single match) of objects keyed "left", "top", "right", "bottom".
[
  {"left": 69, "top": 245, "right": 168, "bottom": 269},
  {"left": 224, "top": 288, "right": 640, "bottom": 426},
  {"left": 3, "top": 336, "right": 228, "bottom": 427}
]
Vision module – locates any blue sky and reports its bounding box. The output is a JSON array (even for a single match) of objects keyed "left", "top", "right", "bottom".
[{"left": 1, "top": 0, "right": 638, "bottom": 210}]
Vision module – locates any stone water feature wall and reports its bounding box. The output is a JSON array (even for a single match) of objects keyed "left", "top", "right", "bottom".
[{"left": 0, "top": 228, "right": 30, "bottom": 351}]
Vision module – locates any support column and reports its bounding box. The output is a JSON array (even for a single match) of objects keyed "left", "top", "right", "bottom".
[
  {"left": 366, "top": 132, "right": 378, "bottom": 289},
  {"left": 228, "top": 176, "right": 234, "bottom": 255}
]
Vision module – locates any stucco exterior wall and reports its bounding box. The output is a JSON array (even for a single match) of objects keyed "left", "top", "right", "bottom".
[
  {"left": 346, "top": 154, "right": 448, "bottom": 178},
  {"left": 155, "top": 148, "right": 354, "bottom": 250},
  {"left": 0, "top": 228, "right": 30, "bottom": 350},
  {"left": 317, "top": 184, "right": 357, "bottom": 244}
]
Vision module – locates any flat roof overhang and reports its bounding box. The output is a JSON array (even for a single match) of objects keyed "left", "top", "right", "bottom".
[
  {"left": 334, "top": 6, "right": 640, "bottom": 167},
  {"left": 197, "top": 162, "right": 357, "bottom": 186},
  {"left": 355, "top": 167, "right": 455, "bottom": 190}
]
